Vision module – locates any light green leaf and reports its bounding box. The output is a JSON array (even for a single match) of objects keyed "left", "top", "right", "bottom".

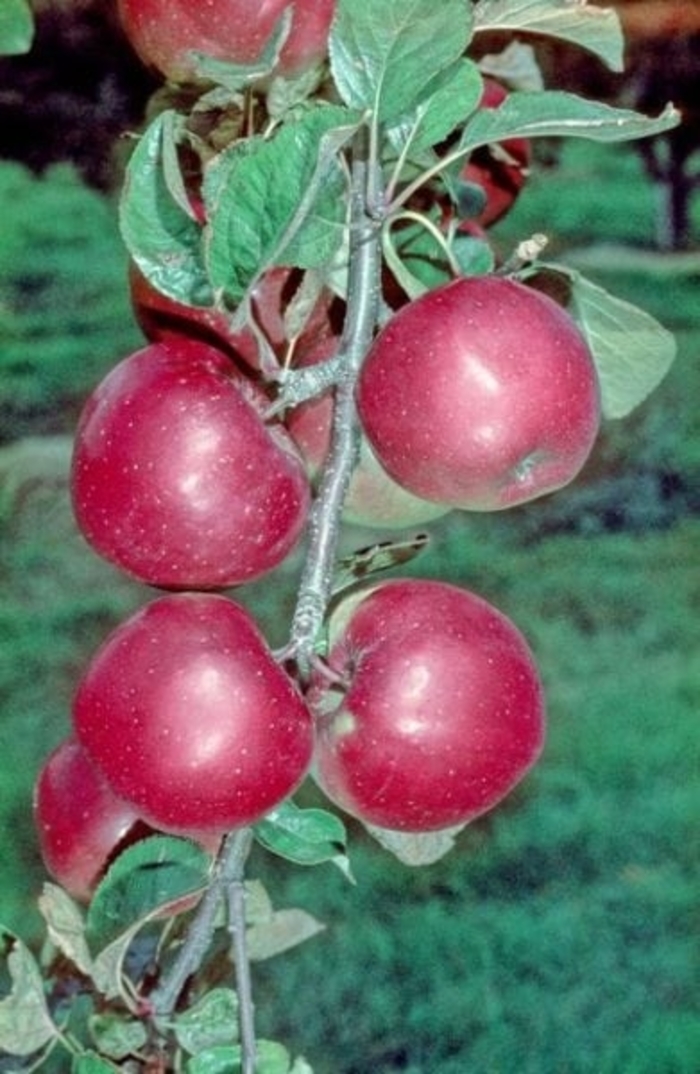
[
  {"left": 38, "top": 883, "right": 93, "bottom": 978},
  {"left": 473, "top": 0, "right": 625, "bottom": 72},
  {"left": 563, "top": 270, "right": 677, "bottom": 419},
  {"left": 0, "top": 0, "right": 33, "bottom": 56},
  {"left": 204, "top": 105, "right": 356, "bottom": 302},
  {"left": 187, "top": 1040, "right": 295, "bottom": 1074},
  {"left": 119, "top": 111, "right": 212, "bottom": 306},
  {"left": 330, "top": 0, "right": 472, "bottom": 123},
  {"left": 247, "top": 908, "right": 325, "bottom": 962},
  {"left": 72, "top": 1053, "right": 121, "bottom": 1073},
  {"left": 254, "top": 801, "right": 348, "bottom": 867},
  {"left": 363, "top": 822, "right": 465, "bottom": 865},
  {"left": 0, "top": 932, "right": 58, "bottom": 1056},
  {"left": 174, "top": 988, "right": 239, "bottom": 1054},
  {"left": 457, "top": 91, "right": 680, "bottom": 156}
]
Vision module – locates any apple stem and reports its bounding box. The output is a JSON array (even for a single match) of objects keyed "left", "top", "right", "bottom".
[
  {"left": 227, "top": 837, "right": 257, "bottom": 1074},
  {"left": 148, "top": 828, "right": 254, "bottom": 1035},
  {"left": 288, "top": 129, "right": 383, "bottom": 677}
]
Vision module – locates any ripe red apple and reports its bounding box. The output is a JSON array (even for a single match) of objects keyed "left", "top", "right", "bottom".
[
  {"left": 286, "top": 339, "right": 450, "bottom": 530},
  {"left": 460, "top": 78, "right": 531, "bottom": 228},
  {"left": 73, "top": 593, "right": 315, "bottom": 835},
  {"left": 71, "top": 337, "right": 311, "bottom": 589},
  {"left": 310, "top": 579, "right": 545, "bottom": 832},
  {"left": 33, "top": 738, "right": 143, "bottom": 901},
  {"left": 117, "top": 0, "right": 336, "bottom": 84},
  {"left": 129, "top": 262, "right": 344, "bottom": 376},
  {"left": 356, "top": 275, "right": 601, "bottom": 511}
]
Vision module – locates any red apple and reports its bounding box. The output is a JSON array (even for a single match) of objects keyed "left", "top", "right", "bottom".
[
  {"left": 460, "top": 78, "right": 531, "bottom": 228},
  {"left": 356, "top": 275, "right": 601, "bottom": 511},
  {"left": 33, "top": 738, "right": 143, "bottom": 901},
  {"left": 117, "top": 0, "right": 336, "bottom": 84},
  {"left": 286, "top": 340, "right": 450, "bottom": 530},
  {"left": 71, "top": 337, "right": 311, "bottom": 589},
  {"left": 73, "top": 593, "right": 315, "bottom": 835},
  {"left": 310, "top": 579, "right": 545, "bottom": 832}
]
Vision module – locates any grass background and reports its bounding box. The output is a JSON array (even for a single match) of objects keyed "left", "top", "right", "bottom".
[{"left": 0, "top": 138, "right": 698, "bottom": 1072}]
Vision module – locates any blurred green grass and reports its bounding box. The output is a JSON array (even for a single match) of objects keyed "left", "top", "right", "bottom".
[{"left": 0, "top": 140, "right": 698, "bottom": 1072}]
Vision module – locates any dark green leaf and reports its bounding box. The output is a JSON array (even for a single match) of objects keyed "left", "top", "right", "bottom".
[
  {"left": 330, "top": 0, "right": 472, "bottom": 123},
  {"left": 204, "top": 105, "right": 356, "bottom": 303},
  {"left": 89, "top": 1013, "right": 148, "bottom": 1060},
  {"left": 473, "top": 0, "right": 625, "bottom": 73},
  {"left": 72, "top": 1053, "right": 121, "bottom": 1073},
  {"left": 86, "top": 835, "right": 212, "bottom": 949},
  {"left": 388, "top": 59, "right": 483, "bottom": 155},
  {"left": 0, "top": 0, "right": 33, "bottom": 56},
  {"left": 254, "top": 801, "right": 347, "bottom": 867},
  {"left": 174, "top": 988, "right": 239, "bottom": 1054},
  {"left": 119, "top": 111, "right": 212, "bottom": 306}
]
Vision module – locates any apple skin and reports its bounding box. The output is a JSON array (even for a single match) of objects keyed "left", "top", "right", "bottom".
[
  {"left": 73, "top": 593, "right": 315, "bottom": 835},
  {"left": 33, "top": 738, "right": 143, "bottom": 902},
  {"left": 356, "top": 275, "right": 601, "bottom": 512},
  {"left": 461, "top": 78, "right": 531, "bottom": 228},
  {"left": 310, "top": 579, "right": 545, "bottom": 832},
  {"left": 71, "top": 337, "right": 311, "bottom": 590},
  {"left": 286, "top": 340, "right": 450, "bottom": 530},
  {"left": 117, "top": 0, "right": 335, "bottom": 83}
]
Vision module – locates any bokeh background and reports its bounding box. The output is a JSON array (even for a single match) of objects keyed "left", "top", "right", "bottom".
[{"left": 1, "top": 3, "right": 698, "bottom": 1072}]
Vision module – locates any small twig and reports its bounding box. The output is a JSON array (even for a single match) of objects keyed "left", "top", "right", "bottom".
[{"left": 226, "top": 833, "right": 256, "bottom": 1074}]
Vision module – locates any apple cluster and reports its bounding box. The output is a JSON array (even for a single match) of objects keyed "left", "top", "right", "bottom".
[{"left": 34, "top": 1, "right": 604, "bottom": 901}]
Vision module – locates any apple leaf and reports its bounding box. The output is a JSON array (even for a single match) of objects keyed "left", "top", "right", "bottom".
[
  {"left": 0, "top": 0, "right": 33, "bottom": 56},
  {"left": 254, "top": 801, "right": 349, "bottom": 870},
  {"left": 330, "top": 0, "right": 473, "bottom": 124},
  {"left": 456, "top": 91, "right": 680, "bottom": 156},
  {"left": 473, "top": 0, "right": 625, "bottom": 73},
  {"left": 0, "top": 931, "right": 58, "bottom": 1056},
  {"left": 387, "top": 58, "right": 483, "bottom": 156},
  {"left": 73, "top": 1053, "right": 121, "bottom": 1073},
  {"left": 363, "top": 822, "right": 466, "bottom": 866},
  {"left": 204, "top": 105, "right": 357, "bottom": 303},
  {"left": 89, "top": 1013, "right": 149, "bottom": 1061},
  {"left": 247, "top": 908, "right": 326, "bottom": 963},
  {"left": 86, "top": 835, "right": 212, "bottom": 950},
  {"left": 120, "top": 111, "right": 212, "bottom": 307},
  {"left": 562, "top": 270, "right": 677, "bottom": 419},
  {"left": 186, "top": 1039, "right": 300, "bottom": 1074},
  {"left": 173, "top": 988, "right": 239, "bottom": 1054},
  {"left": 334, "top": 533, "right": 431, "bottom": 594},
  {"left": 37, "top": 883, "right": 93, "bottom": 978}
]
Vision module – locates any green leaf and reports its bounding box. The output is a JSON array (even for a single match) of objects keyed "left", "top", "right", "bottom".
[
  {"left": 473, "top": 0, "right": 625, "bottom": 72},
  {"left": 388, "top": 59, "right": 483, "bottom": 155},
  {"left": 563, "top": 270, "right": 676, "bottom": 419},
  {"left": 72, "top": 1053, "right": 121, "bottom": 1073},
  {"left": 363, "top": 822, "right": 466, "bottom": 866},
  {"left": 89, "top": 1013, "right": 148, "bottom": 1061},
  {"left": 334, "top": 533, "right": 431, "bottom": 593},
  {"left": 187, "top": 10, "right": 292, "bottom": 89},
  {"left": 204, "top": 105, "right": 356, "bottom": 303},
  {"left": 456, "top": 91, "right": 680, "bottom": 159},
  {"left": 174, "top": 988, "right": 239, "bottom": 1054},
  {"left": 330, "top": 0, "right": 472, "bottom": 124},
  {"left": 0, "top": 932, "right": 58, "bottom": 1056},
  {"left": 119, "top": 111, "right": 212, "bottom": 306},
  {"left": 37, "top": 883, "right": 93, "bottom": 978},
  {"left": 247, "top": 908, "right": 325, "bottom": 962},
  {"left": 254, "top": 801, "right": 347, "bottom": 867},
  {"left": 0, "top": 0, "right": 33, "bottom": 56},
  {"left": 186, "top": 1040, "right": 296, "bottom": 1074},
  {"left": 87, "top": 835, "right": 211, "bottom": 949}
]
